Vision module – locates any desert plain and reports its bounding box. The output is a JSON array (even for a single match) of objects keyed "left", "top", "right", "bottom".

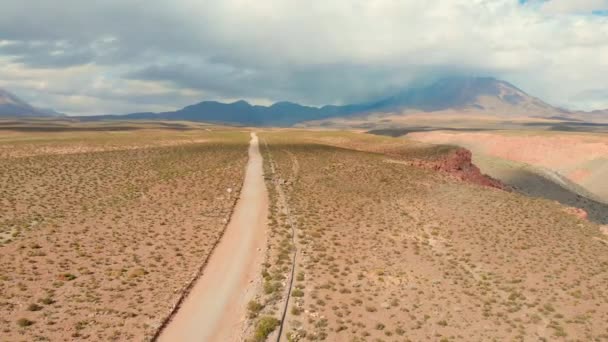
[{"left": 1, "top": 119, "right": 607, "bottom": 342}]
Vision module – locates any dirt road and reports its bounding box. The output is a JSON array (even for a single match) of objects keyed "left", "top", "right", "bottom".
[{"left": 158, "top": 132, "right": 268, "bottom": 342}]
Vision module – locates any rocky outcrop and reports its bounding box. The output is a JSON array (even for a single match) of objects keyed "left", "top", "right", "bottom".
[{"left": 410, "top": 148, "right": 506, "bottom": 190}]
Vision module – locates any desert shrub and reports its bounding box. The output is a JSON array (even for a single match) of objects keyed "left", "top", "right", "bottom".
[
  {"left": 247, "top": 300, "right": 264, "bottom": 318},
  {"left": 253, "top": 316, "right": 280, "bottom": 341},
  {"left": 263, "top": 281, "right": 279, "bottom": 294},
  {"left": 27, "top": 303, "right": 43, "bottom": 311},
  {"left": 40, "top": 297, "right": 55, "bottom": 305},
  {"left": 16, "top": 318, "right": 34, "bottom": 327},
  {"left": 59, "top": 273, "right": 77, "bottom": 281}
]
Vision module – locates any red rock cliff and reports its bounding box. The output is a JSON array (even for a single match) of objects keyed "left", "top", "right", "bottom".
[{"left": 409, "top": 148, "right": 506, "bottom": 190}]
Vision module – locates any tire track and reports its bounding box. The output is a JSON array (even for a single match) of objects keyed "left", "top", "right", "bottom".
[{"left": 262, "top": 140, "right": 299, "bottom": 342}]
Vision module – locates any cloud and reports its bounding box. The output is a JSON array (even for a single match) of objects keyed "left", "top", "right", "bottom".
[
  {"left": 540, "top": 0, "right": 608, "bottom": 14},
  {"left": 0, "top": 0, "right": 607, "bottom": 114}
]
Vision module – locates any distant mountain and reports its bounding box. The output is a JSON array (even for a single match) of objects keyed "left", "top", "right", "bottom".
[
  {"left": 572, "top": 108, "right": 608, "bottom": 123},
  {"left": 367, "top": 77, "right": 567, "bottom": 116},
  {"left": 82, "top": 77, "right": 600, "bottom": 125},
  {"left": 84, "top": 99, "right": 364, "bottom": 126},
  {"left": 0, "top": 88, "right": 63, "bottom": 117},
  {"left": 166, "top": 100, "right": 323, "bottom": 126}
]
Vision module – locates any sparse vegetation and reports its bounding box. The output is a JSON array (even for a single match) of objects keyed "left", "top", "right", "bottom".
[
  {"left": 253, "top": 316, "right": 280, "bottom": 341},
  {"left": 16, "top": 318, "right": 34, "bottom": 327},
  {"left": 3, "top": 124, "right": 608, "bottom": 341},
  {"left": 0, "top": 123, "right": 249, "bottom": 341},
  {"left": 27, "top": 304, "right": 43, "bottom": 312},
  {"left": 258, "top": 130, "right": 608, "bottom": 341},
  {"left": 248, "top": 300, "right": 264, "bottom": 319}
]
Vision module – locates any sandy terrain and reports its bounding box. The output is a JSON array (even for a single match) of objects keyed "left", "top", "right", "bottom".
[
  {"left": 258, "top": 131, "right": 608, "bottom": 341},
  {"left": 158, "top": 133, "right": 268, "bottom": 342},
  {"left": 0, "top": 126, "right": 249, "bottom": 341}
]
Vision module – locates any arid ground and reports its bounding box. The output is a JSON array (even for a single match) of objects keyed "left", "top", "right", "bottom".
[
  {"left": 252, "top": 130, "right": 608, "bottom": 341},
  {"left": 1, "top": 120, "right": 608, "bottom": 342},
  {"left": 158, "top": 133, "right": 268, "bottom": 342},
  {"left": 406, "top": 130, "right": 608, "bottom": 224},
  {"left": 0, "top": 120, "right": 249, "bottom": 341}
]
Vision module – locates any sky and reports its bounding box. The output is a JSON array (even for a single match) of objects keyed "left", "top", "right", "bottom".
[{"left": 1, "top": 0, "right": 607, "bottom": 115}]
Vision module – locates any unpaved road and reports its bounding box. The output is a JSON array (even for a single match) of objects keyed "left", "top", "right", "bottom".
[{"left": 158, "top": 132, "right": 268, "bottom": 342}]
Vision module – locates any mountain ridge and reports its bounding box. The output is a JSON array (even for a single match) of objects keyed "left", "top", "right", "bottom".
[
  {"left": 0, "top": 88, "right": 63, "bottom": 117},
  {"left": 100, "top": 76, "right": 594, "bottom": 125},
  {"left": 3, "top": 77, "right": 604, "bottom": 124}
]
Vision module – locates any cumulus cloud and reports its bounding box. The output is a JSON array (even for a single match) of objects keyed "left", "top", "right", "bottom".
[{"left": 0, "top": 0, "right": 607, "bottom": 114}]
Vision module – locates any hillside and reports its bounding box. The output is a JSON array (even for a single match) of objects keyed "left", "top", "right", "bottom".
[
  {"left": 0, "top": 88, "right": 62, "bottom": 117},
  {"left": 369, "top": 77, "right": 567, "bottom": 116}
]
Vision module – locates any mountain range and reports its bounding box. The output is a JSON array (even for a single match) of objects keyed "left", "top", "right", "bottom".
[
  {"left": 1, "top": 77, "right": 605, "bottom": 125},
  {"left": 0, "top": 88, "right": 63, "bottom": 117}
]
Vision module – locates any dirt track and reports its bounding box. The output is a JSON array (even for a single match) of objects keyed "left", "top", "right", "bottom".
[{"left": 158, "top": 132, "right": 268, "bottom": 342}]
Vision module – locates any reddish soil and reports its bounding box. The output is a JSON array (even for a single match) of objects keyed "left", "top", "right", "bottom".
[
  {"left": 562, "top": 206, "right": 589, "bottom": 221},
  {"left": 408, "top": 132, "right": 608, "bottom": 170},
  {"left": 569, "top": 168, "right": 592, "bottom": 183}
]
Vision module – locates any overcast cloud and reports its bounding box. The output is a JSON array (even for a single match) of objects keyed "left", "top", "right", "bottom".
[{"left": 1, "top": 0, "right": 607, "bottom": 114}]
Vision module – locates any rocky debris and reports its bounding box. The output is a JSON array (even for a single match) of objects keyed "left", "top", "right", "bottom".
[{"left": 409, "top": 148, "right": 506, "bottom": 190}]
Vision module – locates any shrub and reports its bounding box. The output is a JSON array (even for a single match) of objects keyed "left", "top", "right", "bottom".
[
  {"left": 59, "top": 273, "right": 77, "bottom": 281},
  {"left": 253, "top": 316, "right": 280, "bottom": 341},
  {"left": 17, "top": 318, "right": 34, "bottom": 327},
  {"left": 40, "top": 297, "right": 55, "bottom": 305},
  {"left": 247, "top": 300, "right": 264, "bottom": 319},
  {"left": 27, "top": 303, "right": 43, "bottom": 311},
  {"left": 291, "top": 306, "right": 302, "bottom": 315},
  {"left": 264, "top": 281, "right": 279, "bottom": 294}
]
